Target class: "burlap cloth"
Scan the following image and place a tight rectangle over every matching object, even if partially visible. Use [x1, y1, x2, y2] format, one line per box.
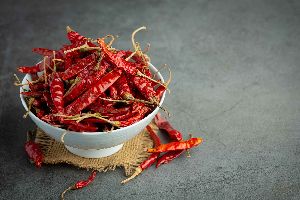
[35, 122, 157, 176]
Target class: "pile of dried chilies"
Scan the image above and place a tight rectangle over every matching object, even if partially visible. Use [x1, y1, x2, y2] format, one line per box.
[16, 26, 203, 199]
[121, 113, 203, 183]
[15, 26, 170, 132]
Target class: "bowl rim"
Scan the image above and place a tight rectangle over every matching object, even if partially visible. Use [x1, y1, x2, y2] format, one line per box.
[20, 62, 166, 136]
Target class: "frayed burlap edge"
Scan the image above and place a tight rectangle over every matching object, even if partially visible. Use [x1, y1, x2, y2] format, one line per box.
[34, 122, 157, 176]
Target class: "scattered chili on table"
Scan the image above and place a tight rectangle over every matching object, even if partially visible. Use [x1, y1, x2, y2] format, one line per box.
[24, 131, 43, 168]
[147, 137, 203, 153]
[61, 170, 97, 200]
[121, 125, 161, 184]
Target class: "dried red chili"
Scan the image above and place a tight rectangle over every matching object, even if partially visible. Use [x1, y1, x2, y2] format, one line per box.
[154, 113, 183, 141]
[121, 125, 161, 183]
[154, 113, 186, 167]
[50, 73, 64, 113]
[20, 91, 43, 97]
[66, 26, 88, 44]
[65, 69, 122, 115]
[62, 53, 97, 80]
[24, 131, 43, 168]
[156, 150, 184, 168]
[148, 137, 203, 153]
[32, 48, 55, 56]
[61, 170, 97, 200]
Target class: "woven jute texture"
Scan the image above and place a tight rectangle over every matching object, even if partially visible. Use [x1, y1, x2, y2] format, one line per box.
[35, 122, 157, 176]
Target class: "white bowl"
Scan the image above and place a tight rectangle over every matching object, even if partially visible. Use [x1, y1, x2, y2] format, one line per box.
[20, 63, 165, 158]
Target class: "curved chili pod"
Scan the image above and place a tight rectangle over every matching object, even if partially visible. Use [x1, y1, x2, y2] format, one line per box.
[147, 138, 203, 153]
[25, 141, 43, 168]
[156, 150, 184, 168]
[32, 48, 55, 56]
[65, 69, 122, 115]
[50, 73, 64, 113]
[62, 53, 97, 80]
[66, 26, 88, 44]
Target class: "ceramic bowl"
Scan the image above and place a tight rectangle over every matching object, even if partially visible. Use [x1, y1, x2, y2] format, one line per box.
[20, 63, 165, 158]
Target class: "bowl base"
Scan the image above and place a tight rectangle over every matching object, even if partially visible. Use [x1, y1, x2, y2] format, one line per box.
[65, 144, 124, 158]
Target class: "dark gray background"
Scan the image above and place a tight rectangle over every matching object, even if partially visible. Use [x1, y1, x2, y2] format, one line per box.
[1, 0, 300, 199]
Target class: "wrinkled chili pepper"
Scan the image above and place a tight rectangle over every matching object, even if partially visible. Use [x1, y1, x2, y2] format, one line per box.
[154, 113, 183, 141]
[108, 85, 118, 99]
[43, 91, 56, 112]
[121, 125, 161, 184]
[50, 73, 64, 113]
[154, 113, 186, 167]
[20, 91, 43, 97]
[156, 150, 184, 167]
[66, 26, 88, 44]
[115, 75, 134, 100]
[24, 131, 43, 168]
[155, 85, 166, 100]
[29, 82, 47, 92]
[132, 75, 157, 103]
[147, 137, 203, 153]
[32, 48, 55, 56]
[62, 53, 97, 80]
[64, 59, 108, 102]
[109, 102, 142, 121]
[17, 64, 42, 74]
[118, 106, 151, 127]
[61, 170, 97, 200]
[65, 69, 122, 115]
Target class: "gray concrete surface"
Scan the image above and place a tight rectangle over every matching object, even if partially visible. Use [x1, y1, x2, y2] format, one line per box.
[1, 0, 300, 199]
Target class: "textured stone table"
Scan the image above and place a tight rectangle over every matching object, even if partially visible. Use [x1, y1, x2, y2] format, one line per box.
[1, 0, 300, 199]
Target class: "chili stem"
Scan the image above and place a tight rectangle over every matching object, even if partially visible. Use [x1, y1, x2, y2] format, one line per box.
[23, 97, 34, 118]
[43, 57, 47, 84]
[61, 186, 73, 200]
[121, 167, 142, 184]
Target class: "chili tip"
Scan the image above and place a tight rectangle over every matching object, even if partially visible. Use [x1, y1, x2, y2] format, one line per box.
[66, 26, 73, 33]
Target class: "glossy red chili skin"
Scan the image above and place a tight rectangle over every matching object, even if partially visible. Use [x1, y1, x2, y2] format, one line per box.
[24, 141, 43, 168]
[50, 73, 64, 113]
[67, 30, 88, 44]
[36, 109, 46, 119]
[155, 85, 166, 100]
[148, 138, 203, 153]
[17, 65, 42, 74]
[88, 103, 131, 117]
[29, 82, 47, 92]
[74, 171, 97, 189]
[98, 39, 138, 76]
[116, 75, 133, 100]
[140, 125, 161, 170]
[32, 48, 55, 56]
[42, 92, 56, 113]
[108, 85, 118, 99]
[40, 114, 59, 125]
[119, 106, 150, 127]
[156, 150, 184, 168]
[146, 125, 161, 146]
[82, 118, 107, 124]
[65, 69, 122, 115]
[140, 153, 160, 170]
[64, 63, 110, 105]
[67, 123, 98, 132]
[20, 91, 43, 97]
[109, 103, 142, 121]
[154, 113, 183, 141]
[132, 76, 156, 101]
[62, 53, 97, 80]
